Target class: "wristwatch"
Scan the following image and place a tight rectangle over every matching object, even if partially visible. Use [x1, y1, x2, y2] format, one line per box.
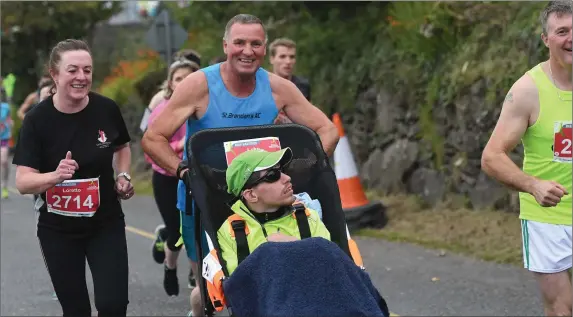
[117, 172, 132, 182]
[177, 160, 189, 180]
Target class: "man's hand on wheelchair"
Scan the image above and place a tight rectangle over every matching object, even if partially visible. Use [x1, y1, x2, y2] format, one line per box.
[177, 160, 192, 195]
[267, 232, 299, 243]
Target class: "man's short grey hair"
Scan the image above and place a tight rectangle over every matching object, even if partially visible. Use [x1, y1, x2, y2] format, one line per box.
[540, 0, 572, 35]
[223, 14, 268, 43]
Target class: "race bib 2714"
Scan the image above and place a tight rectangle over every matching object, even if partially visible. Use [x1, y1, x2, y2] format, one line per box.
[46, 178, 100, 217]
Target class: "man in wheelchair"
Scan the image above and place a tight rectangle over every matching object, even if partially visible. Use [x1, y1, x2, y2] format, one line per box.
[219, 147, 331, 274]
[211, 148, 389, 317]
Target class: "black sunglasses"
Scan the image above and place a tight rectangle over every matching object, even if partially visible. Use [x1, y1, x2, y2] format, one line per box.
[243, 166, 283, 190]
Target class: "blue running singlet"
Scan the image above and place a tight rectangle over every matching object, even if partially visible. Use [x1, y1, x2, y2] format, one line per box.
[176, 63, 279, 212]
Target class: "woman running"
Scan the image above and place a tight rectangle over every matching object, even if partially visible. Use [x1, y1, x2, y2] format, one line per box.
[145, 58, 199, 296]
[12, 39, 134, 317]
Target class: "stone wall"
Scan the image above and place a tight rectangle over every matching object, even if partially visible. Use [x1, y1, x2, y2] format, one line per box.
[343, 84, 523, 212]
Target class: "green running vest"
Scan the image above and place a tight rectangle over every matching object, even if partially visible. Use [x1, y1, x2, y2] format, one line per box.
[520, 62, 572, 225]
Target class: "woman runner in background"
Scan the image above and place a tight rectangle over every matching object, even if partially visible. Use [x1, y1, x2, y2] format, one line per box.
[146, 58, 199, 296]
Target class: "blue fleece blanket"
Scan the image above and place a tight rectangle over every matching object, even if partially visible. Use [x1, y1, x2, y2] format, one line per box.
[222, 237, 389, 317]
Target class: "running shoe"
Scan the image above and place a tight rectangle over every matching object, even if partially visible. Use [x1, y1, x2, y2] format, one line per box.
[164, 264, 179, 296]
[152, 224, 168, 264]
[1, 188, 8, 199]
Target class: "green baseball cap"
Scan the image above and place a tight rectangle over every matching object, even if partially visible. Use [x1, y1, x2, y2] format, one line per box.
[226, 147, 293, 197]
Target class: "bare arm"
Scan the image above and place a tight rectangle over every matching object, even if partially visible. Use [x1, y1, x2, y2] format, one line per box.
[15, 166, 60, 195]
[15, 151, 78, 194]
[481, 75, 538, 194]
[271, 74, 339, 157]
[17, 93, 37, 120]
[113, 143, 131, 173]
[113, 143, 134, 198]
[141, 72, 206, 176]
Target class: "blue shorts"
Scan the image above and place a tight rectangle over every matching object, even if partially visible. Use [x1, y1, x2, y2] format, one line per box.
[180, 199, 209, 262]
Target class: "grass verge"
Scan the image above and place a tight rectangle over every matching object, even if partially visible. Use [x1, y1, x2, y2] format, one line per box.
[357, 192, 523, 267]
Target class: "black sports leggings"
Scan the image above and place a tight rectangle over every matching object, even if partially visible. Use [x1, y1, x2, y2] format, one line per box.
[38, 219, 129, 317]
[152, 171, 182, 251]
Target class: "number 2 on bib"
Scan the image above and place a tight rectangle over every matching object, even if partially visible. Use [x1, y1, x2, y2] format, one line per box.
[553, 121, 572, 163]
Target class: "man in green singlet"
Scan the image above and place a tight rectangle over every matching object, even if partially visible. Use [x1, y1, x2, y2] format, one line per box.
[482, 2, 572, 316]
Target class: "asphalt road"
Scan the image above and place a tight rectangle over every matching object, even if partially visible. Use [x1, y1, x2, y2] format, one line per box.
[1, 184, 544, 316]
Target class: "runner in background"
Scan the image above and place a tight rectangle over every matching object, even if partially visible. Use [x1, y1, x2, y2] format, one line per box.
[31, 79, 56, 210]
[269, 38, 311, 124]
[142, 50, 202, 291]
[12, 39, 134, 317]
[17, 74, 51, 121]
[149, 50, 202, 113]
[481, 1, 572, 316]
[146, 59, 199, 296]
[0, 88, 13, 199]
[269, 38, 311, 101]
[38, 80, 54, 102]
[140, 50, 202, 134]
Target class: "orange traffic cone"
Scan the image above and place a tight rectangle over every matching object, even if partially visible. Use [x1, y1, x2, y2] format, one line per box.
[332, 113, 369, 209]
[332, 113, 387, 231]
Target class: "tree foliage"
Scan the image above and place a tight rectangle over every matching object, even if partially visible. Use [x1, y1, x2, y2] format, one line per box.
[0, 1, 122, 105]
